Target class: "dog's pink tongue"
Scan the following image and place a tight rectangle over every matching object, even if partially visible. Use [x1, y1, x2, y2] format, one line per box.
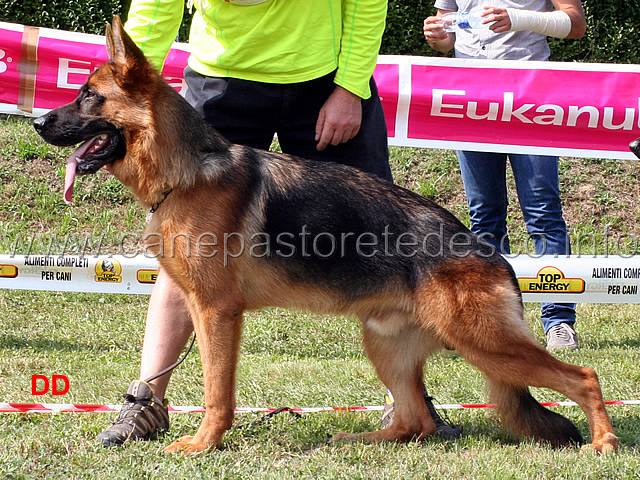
[63, 137, 99, 205]
[63, 157, 78, 205]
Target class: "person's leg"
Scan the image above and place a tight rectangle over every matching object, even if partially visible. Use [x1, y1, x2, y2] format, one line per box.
[97, 271, 193, 446]
[509, 154, 577, 349]
[138, 270, 194, 400]
[457, 150, 510, 253]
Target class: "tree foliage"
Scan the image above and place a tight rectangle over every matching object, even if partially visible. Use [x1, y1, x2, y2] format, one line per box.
[1, 1, 638, 63]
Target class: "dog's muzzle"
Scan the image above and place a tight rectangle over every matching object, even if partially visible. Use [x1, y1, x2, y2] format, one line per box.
[33, 112, 126, 204]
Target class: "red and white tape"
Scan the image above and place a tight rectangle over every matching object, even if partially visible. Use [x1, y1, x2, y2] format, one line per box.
[1, 400, 639, 414]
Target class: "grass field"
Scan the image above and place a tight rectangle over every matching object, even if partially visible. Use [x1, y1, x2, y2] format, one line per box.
[1, 115, 640, 479]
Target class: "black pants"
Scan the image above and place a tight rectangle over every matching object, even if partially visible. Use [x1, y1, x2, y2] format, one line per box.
[183, 67, 392, 182]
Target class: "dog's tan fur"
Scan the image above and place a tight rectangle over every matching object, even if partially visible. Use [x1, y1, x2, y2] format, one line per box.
[34, 17, 618, 455]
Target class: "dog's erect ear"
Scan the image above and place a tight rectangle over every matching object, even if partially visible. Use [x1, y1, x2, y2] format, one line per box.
[105, 15, 148, 73]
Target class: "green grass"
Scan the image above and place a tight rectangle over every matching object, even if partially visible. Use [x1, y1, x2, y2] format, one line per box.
[1, 116, 640, 478]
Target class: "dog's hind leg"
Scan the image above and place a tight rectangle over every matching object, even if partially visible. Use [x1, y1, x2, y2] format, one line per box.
[163, 293, 245, 455]
[422, 261, 618, 453]
[477, 345, 618, 453]
[482, 348, 618, 453]
[331, 314, 440, 444]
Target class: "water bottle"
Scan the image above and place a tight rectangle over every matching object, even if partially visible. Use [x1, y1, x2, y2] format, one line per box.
[440, 6, 490, 32]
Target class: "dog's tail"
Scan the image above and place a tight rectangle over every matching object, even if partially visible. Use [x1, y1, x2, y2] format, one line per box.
[489, 380, 584, 447]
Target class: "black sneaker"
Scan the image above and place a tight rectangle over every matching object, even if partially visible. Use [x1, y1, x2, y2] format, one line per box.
[97, 380, 170, 446]
[381, 385, 462, 439]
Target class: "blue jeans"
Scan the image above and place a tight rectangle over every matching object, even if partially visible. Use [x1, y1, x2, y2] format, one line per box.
[457, 150, 576, 333]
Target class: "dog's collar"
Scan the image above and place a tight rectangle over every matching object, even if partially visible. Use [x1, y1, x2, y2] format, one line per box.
[150, 189, 173, 213]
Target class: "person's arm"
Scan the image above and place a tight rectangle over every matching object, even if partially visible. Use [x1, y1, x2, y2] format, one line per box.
[124, 0, 185, 71]
[334, 0, 387, 100]
[315, 0, 387, 151]
[481, 0, 586, 39]
[423, 9, 456, 54]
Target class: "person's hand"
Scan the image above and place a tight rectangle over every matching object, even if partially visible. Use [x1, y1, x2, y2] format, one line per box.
[481, 6, 512, 33]
[315, 86, 362, 151]
[423, 15, 449, 43]
[423, 14, 456, 53]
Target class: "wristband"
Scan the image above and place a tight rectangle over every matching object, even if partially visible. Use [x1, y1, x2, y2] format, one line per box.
[506, 9, 572, 38]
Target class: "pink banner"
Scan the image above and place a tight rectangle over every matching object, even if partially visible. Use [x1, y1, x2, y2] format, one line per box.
[395, 56, 640, 159]
[372, 62, 399, 139]
[0, 22, 189, 115]
[0, 27, 21, 108]
[1, 22, 639, 159]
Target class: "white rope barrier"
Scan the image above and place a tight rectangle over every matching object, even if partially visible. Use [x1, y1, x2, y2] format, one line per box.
[2, 254, 640, 303]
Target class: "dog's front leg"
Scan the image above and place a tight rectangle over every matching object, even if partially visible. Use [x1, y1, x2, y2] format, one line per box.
[164, 296, 244, 455]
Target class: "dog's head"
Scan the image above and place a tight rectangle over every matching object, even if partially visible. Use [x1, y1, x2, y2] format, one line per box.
[33, 16, 159, 203]
[630, 138, 640, 159]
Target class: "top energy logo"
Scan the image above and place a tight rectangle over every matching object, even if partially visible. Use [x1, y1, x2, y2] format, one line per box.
[518, 266, 585, 294]
[95, 259, 122, 283]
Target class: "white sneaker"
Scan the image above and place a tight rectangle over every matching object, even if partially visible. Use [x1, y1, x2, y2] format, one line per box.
[546, 323, 579, 350]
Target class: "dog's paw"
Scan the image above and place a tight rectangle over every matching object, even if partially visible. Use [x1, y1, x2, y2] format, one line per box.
[163, 435, 210, 455]
[581, 432, 619, 455]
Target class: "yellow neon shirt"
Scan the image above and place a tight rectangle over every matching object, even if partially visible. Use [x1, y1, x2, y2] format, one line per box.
[124, 0, 387, 99]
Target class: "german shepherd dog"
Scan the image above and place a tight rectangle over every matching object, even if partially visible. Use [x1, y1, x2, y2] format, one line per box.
[34, 17, 618, 455]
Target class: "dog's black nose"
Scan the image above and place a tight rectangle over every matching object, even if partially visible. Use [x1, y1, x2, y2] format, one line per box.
[32, 115, 48, 133]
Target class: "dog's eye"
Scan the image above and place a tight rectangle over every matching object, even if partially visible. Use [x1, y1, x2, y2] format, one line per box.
[81, 89, 103, 105]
